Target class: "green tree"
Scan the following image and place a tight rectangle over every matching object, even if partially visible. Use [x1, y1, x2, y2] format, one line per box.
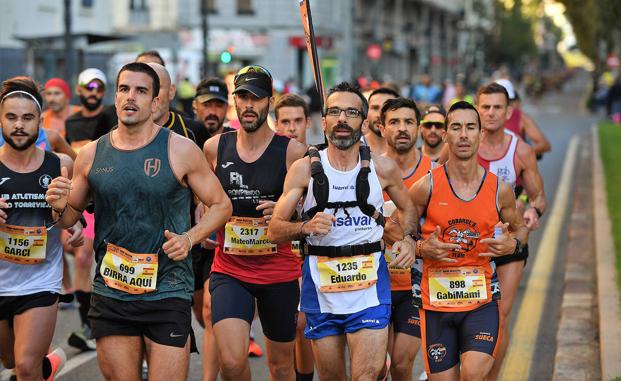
[490, 0, 538, 69]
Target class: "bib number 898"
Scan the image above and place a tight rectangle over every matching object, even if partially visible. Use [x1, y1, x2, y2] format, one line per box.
[449, 280, 466, 289]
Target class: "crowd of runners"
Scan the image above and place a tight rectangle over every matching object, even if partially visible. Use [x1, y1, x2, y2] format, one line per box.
[0, 48, 552, 381]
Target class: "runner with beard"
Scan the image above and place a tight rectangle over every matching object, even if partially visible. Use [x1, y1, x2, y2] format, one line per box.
[194, 78, 235, 137]
[268, 82, 417, 381]
[0, 76, 75, 381]
[41, 78, 80, 139]
[419, 106, 446, 162]
[379, 98, 432, 381]
[65, 68, 116, 152]
[203, 65, 306, 381]
[45, 62, 232, 381]
[364, 88, 399, 155]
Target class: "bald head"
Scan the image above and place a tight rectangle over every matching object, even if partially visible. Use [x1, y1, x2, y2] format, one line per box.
[146, 62, 176, 124]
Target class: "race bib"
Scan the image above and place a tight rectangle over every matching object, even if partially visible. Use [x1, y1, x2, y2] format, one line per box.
[291, 240, 302, 259]
[224, 217, 277, 256]
[428, 266, 487, 308]
[100, 243, 158, 294]
[384, 246, 411, 290]
[317, 254, 378, 293]
[0, 224, 47, 264]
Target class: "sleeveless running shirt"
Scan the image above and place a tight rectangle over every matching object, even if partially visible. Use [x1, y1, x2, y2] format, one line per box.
[477, 132, 519, 189]
[505, 107, 522, 137]
[300, 148, 389, 314]
[212, 131, 300, 284]
[0, 151, 62, 295]
[88, 128, 193, 301]
[383, 152, 433, 291]
[416, 166, 501, 312]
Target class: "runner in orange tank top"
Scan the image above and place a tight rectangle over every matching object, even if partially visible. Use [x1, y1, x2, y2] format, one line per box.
[379, 98, 432, 381]
[408, 101, 528, 379]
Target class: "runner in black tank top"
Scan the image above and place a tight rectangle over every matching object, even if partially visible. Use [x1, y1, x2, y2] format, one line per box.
[203, 65, 306, 381]
[0, 76, 76, 381]
[45, 63, 231, 381]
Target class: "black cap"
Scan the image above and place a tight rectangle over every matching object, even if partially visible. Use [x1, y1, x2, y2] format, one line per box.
[232, 65, 273, 98]
[195, 77, 228, 103]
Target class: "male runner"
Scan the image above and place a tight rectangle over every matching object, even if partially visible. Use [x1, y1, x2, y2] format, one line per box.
[194, 77, 234, 138]
[419, 106, 446, 162]
[364, 87, 399, 154]
[66, 68, 116, 151]
[203, 65, 306, 381]
[475, 83, 547, 381]
[45, 62, 232, 381]
[379, 98, 432, 381]
[268, 82, 417, 381]
[409, 101, 529, 380]
[0, 76, 72, 381]
[494, 79, 551, 157]
[275, 93, 311, 145]
[42, 78, 81, 139]
[274, 92, 314, 380]
[136, 50, 166, 66]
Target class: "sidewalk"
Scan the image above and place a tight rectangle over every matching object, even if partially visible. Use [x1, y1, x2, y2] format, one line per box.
[553, 127, 621, 380]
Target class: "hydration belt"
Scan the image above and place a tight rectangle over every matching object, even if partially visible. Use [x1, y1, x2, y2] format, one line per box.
[301, 241, 383, 258]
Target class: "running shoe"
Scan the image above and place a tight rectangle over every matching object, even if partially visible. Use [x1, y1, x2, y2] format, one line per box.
[248, 338, 263, 357]
[141, 359, 148, 381]
[44, 348, 66, 381]
[68, 325, 96, 351]
[377, 353, 391, 381]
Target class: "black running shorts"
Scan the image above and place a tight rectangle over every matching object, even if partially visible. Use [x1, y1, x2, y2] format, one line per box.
[192, 248, 215, 291]
[0, 291, 59, 321]
[209, 272, 299, 342]
[89, 294, 197, 351]
[391, 290, 421, 338]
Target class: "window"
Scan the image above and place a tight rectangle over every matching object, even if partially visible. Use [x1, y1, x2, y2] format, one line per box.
[237, 0, 254, 15]
[201, 0, 217, 14]
[130, 0, 149, 11]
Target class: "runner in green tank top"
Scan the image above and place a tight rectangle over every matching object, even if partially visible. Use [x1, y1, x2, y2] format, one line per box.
[45, 62, 232, 381]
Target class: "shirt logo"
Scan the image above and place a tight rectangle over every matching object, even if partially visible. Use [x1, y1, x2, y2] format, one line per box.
[38, 174, 52, 189]
[230, 172, 247, 189]
[443, 218, 480, 254]
[0, 177, 10, 186]
[221, 161, 234, 169]
[144, 158, 161, 177]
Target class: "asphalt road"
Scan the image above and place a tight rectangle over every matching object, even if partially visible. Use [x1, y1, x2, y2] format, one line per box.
[1, 71, 597, 381]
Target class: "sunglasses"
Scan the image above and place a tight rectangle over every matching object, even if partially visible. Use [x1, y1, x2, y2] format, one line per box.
[84, 82, 105, 93]
[234, 65, 273, 82]
[420, 121, 445, 129]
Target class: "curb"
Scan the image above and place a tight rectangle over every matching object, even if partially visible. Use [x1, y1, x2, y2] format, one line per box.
[592, 125, 621, 380]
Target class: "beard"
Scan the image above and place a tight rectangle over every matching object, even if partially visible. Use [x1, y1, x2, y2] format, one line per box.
[368, 120, 382, 137]
[204, 115, 224, 133]
[328, 123, 362, 150]
[423, 134, 443, 148]
[391, 133, 415, 153]
[2, 129, 38, 151]
[80, 95, 103, 111]
[239, 107, 268, 133]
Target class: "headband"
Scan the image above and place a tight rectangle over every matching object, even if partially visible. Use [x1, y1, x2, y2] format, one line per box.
[1, 90, 42, 111]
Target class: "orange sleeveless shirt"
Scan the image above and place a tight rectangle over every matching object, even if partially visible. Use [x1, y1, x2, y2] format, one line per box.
[384, 153, 433, 291]
[419, 165, 501, 312]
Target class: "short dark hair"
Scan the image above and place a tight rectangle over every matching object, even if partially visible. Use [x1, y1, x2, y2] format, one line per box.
[380, 97, 420, 124]
[275, 93, 310, 119]
[116, 62, 160, 99]
[447, 100, 481, 130]
[325, 82, 368, 118]
[368, 87, 400, 103]
[476, 82, 509, 105]
[136, 50, 165, 66]
[0, 76, 43, 114]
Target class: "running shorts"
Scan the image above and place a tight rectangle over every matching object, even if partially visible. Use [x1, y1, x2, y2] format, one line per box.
[192, 247, 215, 291]
[0, 291, 59, 321]
[304, 303, 390, 340]
[391, 290, 421, 338]
[209, 272, 299, 342]
[494, 244, 529, 267]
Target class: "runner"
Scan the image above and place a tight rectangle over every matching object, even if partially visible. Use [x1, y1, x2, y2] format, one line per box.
[379, 97, 432, 381]
[494, 79, 551, 157]
[268, 82, 417, 381]
[475, 83, 547, 381]
[203, 65, 306, 381]
[364, 87, 399, 154]
[275, 93, 311, 145]
[145, 63, 209, 148]
[45, 62, 232, 381]
[136, 50, 166, 66]
[409, 100, 529, 380]
[65, 68, 116, 152]
[192, 76, 234, 381]
[0, 76, 72, 381]
[419, 106, 446, 162]
[274, 93, 314, 380]
[42, 78, 81, 139]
